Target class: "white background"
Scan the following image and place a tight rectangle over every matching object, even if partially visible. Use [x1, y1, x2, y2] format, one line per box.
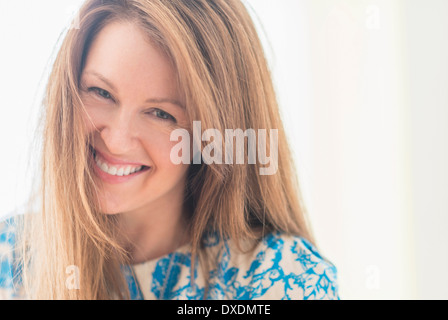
[1, 0, 447, 299]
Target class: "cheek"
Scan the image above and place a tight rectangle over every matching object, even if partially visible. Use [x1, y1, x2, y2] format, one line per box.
[81, 106, 103, 135]
[141, 131, 180, 167]
[140, 128, 192, 179]
[82, 117, 96, 137]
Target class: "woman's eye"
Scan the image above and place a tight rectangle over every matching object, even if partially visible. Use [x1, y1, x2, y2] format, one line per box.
[152, 109, 177, 122]
[89, 87, 112, 100]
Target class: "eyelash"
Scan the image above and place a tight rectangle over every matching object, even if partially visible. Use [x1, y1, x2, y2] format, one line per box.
[88, 87, 113, 101]
[87, 87, 177, 123]
[148, 110, 177, 123]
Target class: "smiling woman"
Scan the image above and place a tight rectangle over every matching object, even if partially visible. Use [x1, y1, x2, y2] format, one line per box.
[79, 21, 191, 228]
[0, 0, 338, 300]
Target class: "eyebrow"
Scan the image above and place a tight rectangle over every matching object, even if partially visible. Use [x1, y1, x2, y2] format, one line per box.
[82, 70, 185, 109]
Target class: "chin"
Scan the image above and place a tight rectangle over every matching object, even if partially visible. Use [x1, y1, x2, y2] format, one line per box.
[96, 196, 126, 215]
[98, 206, 122, 215]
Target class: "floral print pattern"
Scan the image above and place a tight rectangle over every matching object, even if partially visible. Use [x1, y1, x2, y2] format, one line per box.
[1, 216, 339, 300]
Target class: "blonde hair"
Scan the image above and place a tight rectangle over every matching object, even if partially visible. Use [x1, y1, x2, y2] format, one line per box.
[20, 0, 314, 299]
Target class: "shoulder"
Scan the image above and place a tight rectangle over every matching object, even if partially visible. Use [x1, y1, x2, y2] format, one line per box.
[0, 214, 19, 261]
[254, 232, 339, 300]
[207, 232, 339, 300]
[0, 214, 18, 244]
[0, 214, 22, 299]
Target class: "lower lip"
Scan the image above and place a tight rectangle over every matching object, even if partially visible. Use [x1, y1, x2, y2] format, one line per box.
[90, 151, 151, 185]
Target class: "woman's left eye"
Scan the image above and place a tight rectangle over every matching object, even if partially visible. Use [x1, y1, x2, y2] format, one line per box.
[89, 87, 113, 100]
[151, 109, 177, 122]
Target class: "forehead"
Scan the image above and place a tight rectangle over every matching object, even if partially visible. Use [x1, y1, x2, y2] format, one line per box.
[81, 21, 180, 101]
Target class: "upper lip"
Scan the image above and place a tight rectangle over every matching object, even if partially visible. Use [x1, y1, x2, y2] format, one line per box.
[92, 148, 149, 167]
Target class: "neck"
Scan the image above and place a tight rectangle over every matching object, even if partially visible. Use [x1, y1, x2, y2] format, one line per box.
[118, 191, 190, 265]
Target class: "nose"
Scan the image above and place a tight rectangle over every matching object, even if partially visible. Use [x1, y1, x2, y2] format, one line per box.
[98, 110, 137, 155]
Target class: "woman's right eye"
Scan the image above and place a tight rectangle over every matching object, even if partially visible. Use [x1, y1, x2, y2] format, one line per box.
[88, 87, 113, 100]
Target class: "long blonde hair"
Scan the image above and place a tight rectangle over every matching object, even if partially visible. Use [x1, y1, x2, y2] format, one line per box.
[20, 0, 314, 299]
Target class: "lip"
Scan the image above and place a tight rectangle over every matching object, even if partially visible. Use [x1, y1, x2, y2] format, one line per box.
[90, 148, 151, 184]
[93, 148, 148, 167]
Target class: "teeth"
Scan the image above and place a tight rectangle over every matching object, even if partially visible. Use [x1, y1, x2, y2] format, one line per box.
[108, 167, 118, 176]
[131, 166, 142, 174]
[100, 162, 108, 173]
[94, 153, 144, 177]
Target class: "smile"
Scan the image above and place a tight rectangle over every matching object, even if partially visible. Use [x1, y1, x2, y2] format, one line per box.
[95, 153, 144, 176]
[90, 148, 151, 181]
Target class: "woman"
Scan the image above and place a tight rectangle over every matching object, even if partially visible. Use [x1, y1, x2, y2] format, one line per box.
[0, 0, 338, 300]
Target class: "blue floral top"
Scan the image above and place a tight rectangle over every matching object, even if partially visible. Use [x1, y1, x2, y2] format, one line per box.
[0, 215, 339, 300]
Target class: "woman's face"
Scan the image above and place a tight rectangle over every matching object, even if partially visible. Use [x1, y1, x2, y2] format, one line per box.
[80, 21, 190, 216]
